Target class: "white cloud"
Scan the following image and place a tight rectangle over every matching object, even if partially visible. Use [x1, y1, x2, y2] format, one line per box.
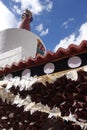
[54, 22, 87, 52]
[42, 0, 53, 12]
[62, 18, 74, 29]
[12, 0, 53, 15]
[0, 0, 51, 34]
[35, 23, 43, 32]
[35, 23, 49, 36]
[13, 5, 21, 15]
[0, 1, 18, 31]
[40, 28, 49, 36]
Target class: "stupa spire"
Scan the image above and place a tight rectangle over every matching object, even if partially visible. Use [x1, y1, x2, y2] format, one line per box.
[18, 9, 33, 31]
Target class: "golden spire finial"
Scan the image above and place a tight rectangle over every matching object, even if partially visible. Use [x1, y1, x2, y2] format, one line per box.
[22, 9, 33, 22]
[18, 9, 33, 31]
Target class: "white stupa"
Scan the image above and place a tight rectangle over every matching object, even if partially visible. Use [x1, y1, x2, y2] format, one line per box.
[0, 9, 46, 68]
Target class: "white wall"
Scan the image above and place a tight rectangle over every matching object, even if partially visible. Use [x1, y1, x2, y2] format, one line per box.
[0, 28, 45, 58]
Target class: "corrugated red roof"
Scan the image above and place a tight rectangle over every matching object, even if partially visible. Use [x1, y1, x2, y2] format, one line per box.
[0, 40, 87, 75]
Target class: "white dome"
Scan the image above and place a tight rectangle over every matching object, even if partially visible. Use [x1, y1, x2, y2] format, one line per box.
[0, 28, 46, 57]
[0, 28, 46, 67]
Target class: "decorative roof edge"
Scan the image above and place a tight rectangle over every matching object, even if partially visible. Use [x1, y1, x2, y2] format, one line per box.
[0, 40, 87, 76]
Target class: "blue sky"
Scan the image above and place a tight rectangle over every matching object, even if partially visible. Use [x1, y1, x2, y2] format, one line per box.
[0, 0, 87, 52]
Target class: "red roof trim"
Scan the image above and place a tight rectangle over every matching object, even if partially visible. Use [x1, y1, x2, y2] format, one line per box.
[0, 40, 87, 75]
